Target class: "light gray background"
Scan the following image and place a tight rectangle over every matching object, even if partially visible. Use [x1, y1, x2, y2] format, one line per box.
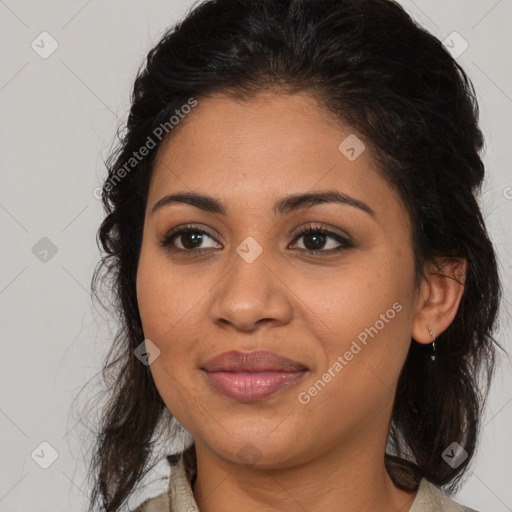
[1, 1, 511, 511]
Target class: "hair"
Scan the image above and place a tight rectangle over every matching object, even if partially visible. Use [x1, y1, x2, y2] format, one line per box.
[87, 0, 502, 510]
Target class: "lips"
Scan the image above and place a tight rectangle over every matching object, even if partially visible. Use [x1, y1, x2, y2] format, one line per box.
[201, 350, 309, 402]
[201, 350, 308, 373]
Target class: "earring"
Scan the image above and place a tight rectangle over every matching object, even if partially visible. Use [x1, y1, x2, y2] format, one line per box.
[428, 326, 436, 361]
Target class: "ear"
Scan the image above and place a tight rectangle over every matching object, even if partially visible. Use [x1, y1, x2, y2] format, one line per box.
[411, 258, 467, 344]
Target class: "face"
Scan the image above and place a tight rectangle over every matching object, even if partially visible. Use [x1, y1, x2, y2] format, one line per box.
[136, 91, 420, 468]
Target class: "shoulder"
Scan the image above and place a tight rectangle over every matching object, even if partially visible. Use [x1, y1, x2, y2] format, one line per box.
[132, 491, 169, 512]
[133, 446, 198, 512]
[411, 479, 480, 512]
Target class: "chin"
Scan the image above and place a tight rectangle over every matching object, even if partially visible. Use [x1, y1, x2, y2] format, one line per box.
[199, 430, 306, 469]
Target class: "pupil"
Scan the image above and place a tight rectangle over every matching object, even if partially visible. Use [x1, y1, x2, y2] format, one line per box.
[182, 232, 202, 249]
[304, 233, 325, 250]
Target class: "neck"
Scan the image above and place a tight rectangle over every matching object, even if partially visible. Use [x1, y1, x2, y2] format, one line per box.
[191, 436, 416, 512]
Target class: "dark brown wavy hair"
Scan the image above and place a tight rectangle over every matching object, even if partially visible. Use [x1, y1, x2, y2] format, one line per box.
[86, 0, 502, 510]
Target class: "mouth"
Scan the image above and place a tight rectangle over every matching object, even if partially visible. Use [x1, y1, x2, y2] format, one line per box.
[201, 349, 308, 373]
[202, 369, 308, 402]
[201, 350, 309, 402]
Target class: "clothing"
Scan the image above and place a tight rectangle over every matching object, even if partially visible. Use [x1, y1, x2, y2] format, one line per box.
[134, 447, 479, 512]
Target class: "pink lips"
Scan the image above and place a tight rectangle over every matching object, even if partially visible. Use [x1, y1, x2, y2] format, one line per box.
[201, 350, 308, 402]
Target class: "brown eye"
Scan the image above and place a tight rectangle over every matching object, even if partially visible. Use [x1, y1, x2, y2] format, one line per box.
[161, 226, 221, 252]
[302, 232, 328, 251]
[290, 224, 354, 254]
[177, 231, 204, 250]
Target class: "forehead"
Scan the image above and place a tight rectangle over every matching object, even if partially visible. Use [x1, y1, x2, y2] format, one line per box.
[149, 91, 403, 223]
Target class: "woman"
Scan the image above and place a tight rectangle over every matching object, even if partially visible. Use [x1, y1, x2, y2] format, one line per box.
[88, 0, 501, 510]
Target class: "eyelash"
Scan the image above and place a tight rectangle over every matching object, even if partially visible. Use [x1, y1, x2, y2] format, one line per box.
[160, 223, 354, 256]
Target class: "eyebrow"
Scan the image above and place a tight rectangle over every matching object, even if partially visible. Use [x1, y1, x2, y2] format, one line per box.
[151, 190, 375, 217]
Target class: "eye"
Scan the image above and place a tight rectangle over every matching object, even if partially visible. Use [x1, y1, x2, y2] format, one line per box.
[160, 225, 221, 253]
[289, 223, 354, 254]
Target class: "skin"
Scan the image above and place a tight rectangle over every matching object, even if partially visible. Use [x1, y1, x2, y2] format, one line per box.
[136, 91, 466, 512]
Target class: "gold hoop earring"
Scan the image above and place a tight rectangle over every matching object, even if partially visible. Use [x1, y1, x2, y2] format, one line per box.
[428, 326, 436, 361]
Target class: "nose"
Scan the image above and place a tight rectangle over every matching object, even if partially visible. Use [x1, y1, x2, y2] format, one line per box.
[209, 246, 293, 332]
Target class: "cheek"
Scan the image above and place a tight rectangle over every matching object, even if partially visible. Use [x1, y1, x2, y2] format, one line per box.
[136, 250, 207, 407]
[136, 249, 203, 347]
[136, 261, 197, 418]
[312, 264, 407, 337]
[307, 253, 414, 385]
[297, 294, 411, 429]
